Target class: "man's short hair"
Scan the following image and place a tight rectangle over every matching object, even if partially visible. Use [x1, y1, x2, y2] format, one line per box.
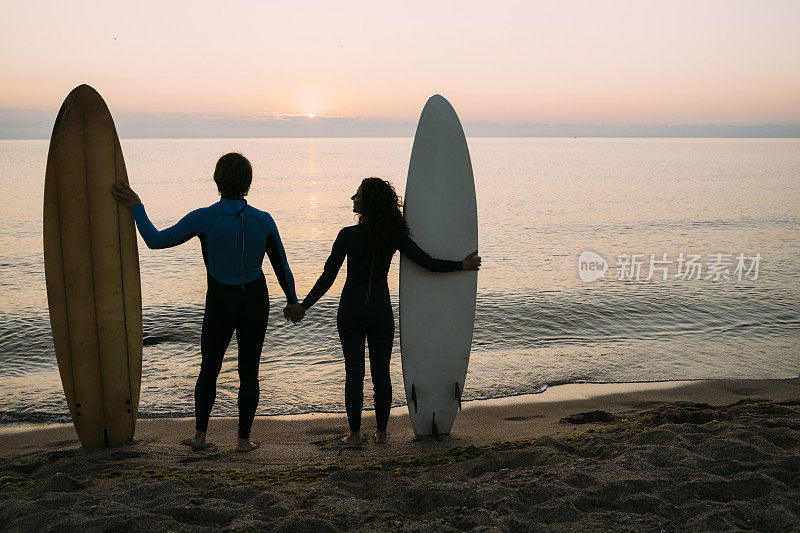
[214, 153, 252, 198]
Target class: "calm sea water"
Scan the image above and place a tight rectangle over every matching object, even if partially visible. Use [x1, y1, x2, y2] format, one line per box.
[1, 138, 798, 424]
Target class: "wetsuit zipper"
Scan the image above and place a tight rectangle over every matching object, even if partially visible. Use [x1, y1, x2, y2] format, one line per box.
[235, 201, 247, 290]
[239, 214, 244, 289]
[364, 250, 375, 307]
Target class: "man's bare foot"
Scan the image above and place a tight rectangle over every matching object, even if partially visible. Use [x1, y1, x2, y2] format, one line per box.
[341, 431, 362, 445]
[373, 431, 388, 444]
[236, 438, 261, 452]
[182, 430, 207, 451]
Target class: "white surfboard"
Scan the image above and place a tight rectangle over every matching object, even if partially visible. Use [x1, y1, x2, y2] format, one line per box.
[400, 94, 478, 436]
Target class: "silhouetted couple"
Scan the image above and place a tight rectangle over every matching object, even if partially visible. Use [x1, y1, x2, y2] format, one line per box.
[111, 152, 480, 451]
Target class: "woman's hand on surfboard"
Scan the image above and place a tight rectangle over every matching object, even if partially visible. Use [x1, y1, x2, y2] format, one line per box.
[110, 180, 142, 208]
[283, 303, 306, 324]
[462, 250, 481, 271]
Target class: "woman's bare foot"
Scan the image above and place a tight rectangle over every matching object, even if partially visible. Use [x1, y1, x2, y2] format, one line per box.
[341, 431, 362, 445]
[373, 431, 388, 444]
[182, 430, 207, 451]
[236, 438, 261, 452]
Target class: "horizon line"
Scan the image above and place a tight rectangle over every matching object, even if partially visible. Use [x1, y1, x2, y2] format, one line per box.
[2, 114, 799, 140]
[4, 135, 800, 141]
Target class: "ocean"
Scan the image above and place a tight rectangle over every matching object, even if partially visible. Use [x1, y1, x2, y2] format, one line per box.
[1, 137, 798, 424]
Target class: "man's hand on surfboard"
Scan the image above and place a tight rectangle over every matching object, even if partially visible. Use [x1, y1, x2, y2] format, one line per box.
[462, 250, 481, 271]
[110, 180, 142, 208]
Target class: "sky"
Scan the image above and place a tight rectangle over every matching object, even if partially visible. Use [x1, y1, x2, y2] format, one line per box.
[1, 0, 799, 137]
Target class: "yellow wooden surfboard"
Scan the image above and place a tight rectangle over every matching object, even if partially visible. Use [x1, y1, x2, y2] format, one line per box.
[43, 84, 142, 447]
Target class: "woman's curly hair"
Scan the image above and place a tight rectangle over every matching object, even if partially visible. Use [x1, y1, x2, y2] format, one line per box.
[357, 177, 410, 247]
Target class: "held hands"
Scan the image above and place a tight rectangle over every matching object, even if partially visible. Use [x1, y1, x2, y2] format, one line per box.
[462, 250, 482, 271]
[110, 180, 142, 208]
[283, 303, 306, 324]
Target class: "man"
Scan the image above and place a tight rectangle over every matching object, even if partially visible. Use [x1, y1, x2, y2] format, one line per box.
[111, 152, 305, 452]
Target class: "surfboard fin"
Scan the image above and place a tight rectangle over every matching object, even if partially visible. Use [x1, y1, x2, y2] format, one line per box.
[411, 384, 418, 413]
[455, 382, 462, 410]
[431, 412, 440, 440]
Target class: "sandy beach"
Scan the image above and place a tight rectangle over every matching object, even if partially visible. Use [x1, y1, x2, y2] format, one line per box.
[1, 377, 799, 531]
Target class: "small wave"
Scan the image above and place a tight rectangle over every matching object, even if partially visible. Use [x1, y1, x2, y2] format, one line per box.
[138, 410, 195, 419]
[0, 410, 71, 425]
[142, 335, 178, 347]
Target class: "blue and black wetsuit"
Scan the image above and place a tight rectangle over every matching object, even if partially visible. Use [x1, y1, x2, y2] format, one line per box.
[132, 198, 298, 439]
[300, 225, 462, 433]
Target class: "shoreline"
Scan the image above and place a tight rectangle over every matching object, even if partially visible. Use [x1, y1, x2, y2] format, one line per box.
[2, 376, 795, 438]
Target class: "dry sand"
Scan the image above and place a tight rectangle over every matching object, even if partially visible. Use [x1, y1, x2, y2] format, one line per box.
[1, 378, 798, 531]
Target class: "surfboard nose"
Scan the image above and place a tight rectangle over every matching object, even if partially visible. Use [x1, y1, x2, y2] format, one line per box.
[419, 94, 462, 136]
[53, 85, 110, 139]
[424, 94, 455, 112]
[66, 84, 104, 105]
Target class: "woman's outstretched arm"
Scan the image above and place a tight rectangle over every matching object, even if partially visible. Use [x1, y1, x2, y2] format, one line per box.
[300, 229, 347, 310]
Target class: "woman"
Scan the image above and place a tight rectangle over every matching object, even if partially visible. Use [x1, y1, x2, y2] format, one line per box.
[291, 177, 480, 445]
[111, 153, 303, 452]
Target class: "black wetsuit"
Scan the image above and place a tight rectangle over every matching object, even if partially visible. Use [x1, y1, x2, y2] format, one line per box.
[301, 225, 462, 432]
[199, 274, 269, 439]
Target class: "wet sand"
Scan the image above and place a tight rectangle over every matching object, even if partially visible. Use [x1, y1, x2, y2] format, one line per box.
[1, 377, 799, 531]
